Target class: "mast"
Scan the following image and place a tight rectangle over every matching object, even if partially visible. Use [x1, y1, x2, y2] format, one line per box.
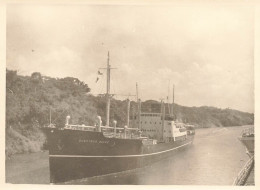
[160, 99, 165, 141]
[136, 82, 138, 102]
[126, 98, 130, 127]
[49, 107, 51, 126]
[172, 84, 175, 117]
[136, 82, 141, 129]
[167, 96, 170, 115]
[106, 52, 111, 126]
[167, 80, 171, 115]
[138, 99, 141, 129]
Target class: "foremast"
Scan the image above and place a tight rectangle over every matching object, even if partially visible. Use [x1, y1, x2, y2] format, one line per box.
[99, 51, 116, 126]
[106, 52, 111, 126]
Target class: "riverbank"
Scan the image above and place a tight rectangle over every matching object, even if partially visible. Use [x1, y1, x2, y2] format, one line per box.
[5, 150, 49, 184]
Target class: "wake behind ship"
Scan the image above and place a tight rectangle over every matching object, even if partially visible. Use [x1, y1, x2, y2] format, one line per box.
[43, 52, 195, 183]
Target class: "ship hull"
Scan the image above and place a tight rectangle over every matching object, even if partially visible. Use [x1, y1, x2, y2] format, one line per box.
[238, 136, 254, 158]
[44, 128, 194, 183]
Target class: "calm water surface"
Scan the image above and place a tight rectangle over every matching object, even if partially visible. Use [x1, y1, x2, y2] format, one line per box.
[65, 126, 250, 185]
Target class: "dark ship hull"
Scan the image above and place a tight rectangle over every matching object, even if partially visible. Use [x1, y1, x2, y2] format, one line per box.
[233, 126, 254, 185]
[238, 136, 254, 157]
[238, 127, 254, 158]
[44, 128, 194, 183]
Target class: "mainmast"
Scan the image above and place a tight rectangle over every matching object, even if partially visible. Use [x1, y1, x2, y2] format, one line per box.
[160, 99, 165, 141]
[136, 82, 139, 102]
[49, 107, 52, 126]
[126, 98, 130, 127]
[136, 82, 141, 129]
[99, 51, 115, 126]
[171, 84, 175, 117]
[106, 52, 111, 126]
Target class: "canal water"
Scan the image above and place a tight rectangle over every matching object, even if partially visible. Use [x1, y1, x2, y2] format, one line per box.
[6, 126, 251, 185]
[65, 126, 250, 185]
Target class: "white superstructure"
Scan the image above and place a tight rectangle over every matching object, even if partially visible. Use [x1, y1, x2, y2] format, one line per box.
[131, 112, 187, 142]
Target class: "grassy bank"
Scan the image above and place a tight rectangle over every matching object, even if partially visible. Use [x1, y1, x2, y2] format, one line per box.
[5, 69, 254, 156]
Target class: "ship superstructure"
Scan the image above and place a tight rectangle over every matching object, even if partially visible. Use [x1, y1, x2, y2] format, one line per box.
[131, 113, 188, 143]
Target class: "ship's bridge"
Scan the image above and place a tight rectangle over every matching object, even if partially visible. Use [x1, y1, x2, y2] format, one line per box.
[131, 113, 187, 142]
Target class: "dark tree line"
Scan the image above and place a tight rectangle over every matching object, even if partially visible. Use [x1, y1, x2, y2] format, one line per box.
[5, 69, 254, 156]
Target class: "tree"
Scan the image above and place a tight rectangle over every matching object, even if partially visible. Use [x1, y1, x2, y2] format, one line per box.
[6, 69, 18, 94]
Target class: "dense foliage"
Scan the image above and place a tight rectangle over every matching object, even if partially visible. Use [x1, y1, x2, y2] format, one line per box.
[5, 69, 254, 156]
[141, 100, 254, 128]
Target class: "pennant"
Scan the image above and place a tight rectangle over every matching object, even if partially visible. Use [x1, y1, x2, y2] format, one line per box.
[96, 77, 99, 83]
[98, 71, 103, 75]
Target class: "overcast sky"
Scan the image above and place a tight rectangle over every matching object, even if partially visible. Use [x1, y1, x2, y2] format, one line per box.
[6, 4, 254, 113]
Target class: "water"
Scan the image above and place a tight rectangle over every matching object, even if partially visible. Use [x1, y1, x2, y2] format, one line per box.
[65, 126, 250, 185]
[6, 151, 49, 184]
[6, 126, 250, 185]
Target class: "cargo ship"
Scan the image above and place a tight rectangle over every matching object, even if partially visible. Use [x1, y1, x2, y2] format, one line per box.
[233, 126, 254, 185]
[43, 52, 195, 183]
[238, 126, 254, 158]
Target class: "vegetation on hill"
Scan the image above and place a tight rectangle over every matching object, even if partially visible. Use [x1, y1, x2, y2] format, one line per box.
[5, 69, 254, 156]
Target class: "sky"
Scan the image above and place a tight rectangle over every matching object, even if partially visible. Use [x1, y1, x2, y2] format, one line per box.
[6, 3, 254, 113]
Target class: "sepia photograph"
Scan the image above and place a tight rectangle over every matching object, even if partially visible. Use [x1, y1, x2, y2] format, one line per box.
[3, 0, 257, 186]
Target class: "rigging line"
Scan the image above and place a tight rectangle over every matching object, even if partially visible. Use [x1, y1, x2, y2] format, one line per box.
[92, 80, 98, 96]
[96, 73, 104, 95]
[100, 73, 105, 95]
[97, 75, 102, 94]
[110, 66, 116, 97]
[92, 73, 100, 95]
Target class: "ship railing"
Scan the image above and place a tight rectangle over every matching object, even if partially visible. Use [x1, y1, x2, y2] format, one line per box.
[64, 124, 96, 131]
[101, 126, 142, 139]
[102, 131, 142, 139]
[100, 126, 139, 130]
[64, 124, 140, 139]
[232, 156, 254, 186]
[43, 124, 56, 128]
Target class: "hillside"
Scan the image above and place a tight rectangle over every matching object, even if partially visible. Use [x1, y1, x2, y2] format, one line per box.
[5, 69, 254, 156]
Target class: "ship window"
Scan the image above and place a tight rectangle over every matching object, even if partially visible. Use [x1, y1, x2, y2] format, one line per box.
[145, 122, 146, 124]
[155, 122, 156, 124]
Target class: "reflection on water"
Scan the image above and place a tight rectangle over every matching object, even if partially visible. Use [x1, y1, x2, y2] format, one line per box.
[66, 126, 250, 185]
